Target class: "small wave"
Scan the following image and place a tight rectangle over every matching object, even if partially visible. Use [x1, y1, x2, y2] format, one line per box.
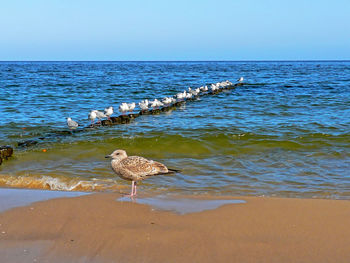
[0, 174, 123, 192]
[55, 83, 71, 87]
[5, 84, 21, 88]
[110, 83, 129, 87]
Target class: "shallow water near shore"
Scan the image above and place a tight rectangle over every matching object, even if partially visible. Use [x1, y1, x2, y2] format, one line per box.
[118, 195, 246, 214]
[0, 61, 350, 199]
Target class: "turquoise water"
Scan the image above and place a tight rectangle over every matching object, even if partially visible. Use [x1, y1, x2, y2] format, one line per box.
[0, 61, 349, 198]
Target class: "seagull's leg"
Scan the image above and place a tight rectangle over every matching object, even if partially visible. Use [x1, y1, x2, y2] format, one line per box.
[130, 181, 135, 196]
[133, 182, 137, 196]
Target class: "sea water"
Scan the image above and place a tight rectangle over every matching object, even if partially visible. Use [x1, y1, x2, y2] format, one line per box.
[0, 61, 349, 199]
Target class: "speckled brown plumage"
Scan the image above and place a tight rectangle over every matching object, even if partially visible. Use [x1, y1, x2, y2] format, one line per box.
[113, 155, 168, 181]
[110, 150, 168, 181]
[106, 149, 171, 196]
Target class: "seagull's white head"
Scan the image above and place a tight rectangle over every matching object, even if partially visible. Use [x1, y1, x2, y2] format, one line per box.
[106, 149, 128, 161]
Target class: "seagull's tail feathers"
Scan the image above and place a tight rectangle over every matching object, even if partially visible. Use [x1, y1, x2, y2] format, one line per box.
[168, 168, 181, 173]
[153, 168, 181, 176]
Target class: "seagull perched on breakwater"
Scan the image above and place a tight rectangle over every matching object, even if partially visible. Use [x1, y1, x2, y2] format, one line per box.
[200, 86, 208, 92]
[128, 102, 136, 113]
[185, 93, 193, 99]
[176, 91, 186, 101]
[95, 110, 106, 123]
[150, 99, 163, 109]
[119, 103, 129, 115]
[162, 97, 173, 106]
[66, 117, 78, 129]
[104, 106, 114, 119]
[190, 88, 199, 96]
[88, 110, 97, 124]
[106, 149, 179, 197]
[238, 77, 244, 82]
[139, 100, 149, 111]
[210, 83, 219, 92]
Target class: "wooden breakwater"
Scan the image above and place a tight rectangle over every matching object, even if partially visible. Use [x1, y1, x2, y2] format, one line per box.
[0, 146, 14, 165]
[16, 82, 244, 148]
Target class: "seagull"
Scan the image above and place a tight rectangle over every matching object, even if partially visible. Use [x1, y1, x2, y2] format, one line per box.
[219, 80, 232, 88]
[157, 100, 164, 108]
[105, 149, 179, 197]
[150, 99, 163, 109]
[190, 89, 199, 96]
[66, 117, 78, 129]
[218, 81, 226, 87]
[119, 103, 129, 115]
[95, 110, 106, 123]
[104, 106, 114, 119]
[128, 103, 136, 113]
[139, 100, 149, 111]
[210, 84, 218, 92]
[185, 93, 193, 99]
[162, 97, 172, 106]
[88, 110, 97, 124]
[238, 77, 244, 82]
[176, 91, 186, 101]
[200, 86, 208, 92]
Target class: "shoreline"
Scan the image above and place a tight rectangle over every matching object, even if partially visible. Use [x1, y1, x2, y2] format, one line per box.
[0, 189, 350, 262]
[0, 187, 89, 213]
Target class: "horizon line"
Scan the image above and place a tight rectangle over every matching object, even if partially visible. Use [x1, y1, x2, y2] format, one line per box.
[1, 59, 350, 63]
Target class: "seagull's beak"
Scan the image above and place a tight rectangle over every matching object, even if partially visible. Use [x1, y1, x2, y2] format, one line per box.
[105, 155, 111, 158]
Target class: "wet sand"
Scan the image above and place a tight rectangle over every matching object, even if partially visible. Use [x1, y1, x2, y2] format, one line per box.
[0, 191, 350, 263]
[0, 188, 88, 213]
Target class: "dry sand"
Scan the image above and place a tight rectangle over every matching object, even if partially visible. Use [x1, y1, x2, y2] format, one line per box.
[0, 192, 350, 263]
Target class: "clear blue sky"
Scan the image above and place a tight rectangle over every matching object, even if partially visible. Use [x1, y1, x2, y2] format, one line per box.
[1, 0, 349, 60]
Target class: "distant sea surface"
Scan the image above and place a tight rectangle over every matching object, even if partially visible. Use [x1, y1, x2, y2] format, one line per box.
[0, 61, 349, 199]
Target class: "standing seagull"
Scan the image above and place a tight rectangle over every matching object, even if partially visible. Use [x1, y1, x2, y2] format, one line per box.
[104, 106, 114, 119]
[105, 149, 179, 197]
[88, 110, 97, 124]
[119, 103, 129, 115]
[66, 117, 78, 129]
[238, 77, 244, 83]
[139, 100, 149, 111]
[95, 110, 106, 123]
[127, 102, 136, 113]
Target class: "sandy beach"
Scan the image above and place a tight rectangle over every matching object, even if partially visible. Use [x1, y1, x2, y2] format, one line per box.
[0, 191, 350, 263]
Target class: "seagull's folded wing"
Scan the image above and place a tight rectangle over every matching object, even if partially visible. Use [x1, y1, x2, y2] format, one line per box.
[120, 156, 168, 178]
